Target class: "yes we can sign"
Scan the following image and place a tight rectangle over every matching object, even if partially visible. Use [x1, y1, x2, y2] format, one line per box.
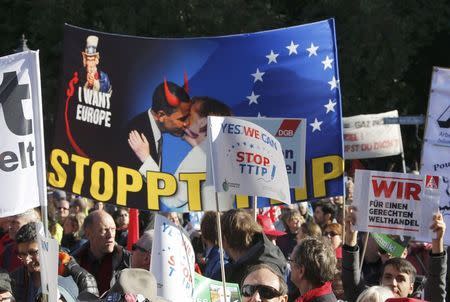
[207, 116, 291, 204]
[354, 170, 439, 241]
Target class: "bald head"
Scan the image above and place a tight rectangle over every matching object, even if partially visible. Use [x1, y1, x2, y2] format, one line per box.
[9, 209, 40, 240]
[83, 210, 116, 259]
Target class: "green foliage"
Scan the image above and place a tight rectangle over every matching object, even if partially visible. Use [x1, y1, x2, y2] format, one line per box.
[0, 0, 449, 166]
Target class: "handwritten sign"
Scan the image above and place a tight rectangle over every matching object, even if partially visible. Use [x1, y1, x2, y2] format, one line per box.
[150, 214, 195, 301]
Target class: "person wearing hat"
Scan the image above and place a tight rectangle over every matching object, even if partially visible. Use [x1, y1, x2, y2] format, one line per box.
[103, 268, 169, 302]
[81, 35, 111, 93]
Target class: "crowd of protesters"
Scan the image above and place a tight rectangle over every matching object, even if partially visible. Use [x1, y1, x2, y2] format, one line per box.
[0, 177, 447, 302]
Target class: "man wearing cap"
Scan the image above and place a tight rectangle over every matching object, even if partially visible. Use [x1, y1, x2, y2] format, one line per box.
[81, 35, 111, 93]
[131, 230, 153, 270]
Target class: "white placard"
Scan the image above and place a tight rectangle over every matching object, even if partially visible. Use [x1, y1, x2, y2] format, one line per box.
[420, 66, 450, 244]
[207, 116, 291, 204]
[37, 223, 59, 302]
[0, 51, 47, 217]
[353, 170, 439, 241]
[150, 214, 195, 302]
[343, 110, 403, 159]
[242, 117, 306, 188]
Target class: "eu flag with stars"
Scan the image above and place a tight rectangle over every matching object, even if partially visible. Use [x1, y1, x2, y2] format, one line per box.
[51, 19, 343, 211]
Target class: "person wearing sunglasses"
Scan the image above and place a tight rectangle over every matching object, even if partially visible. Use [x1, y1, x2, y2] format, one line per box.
[131, 230, 153, 270]
[241, 264, 288, 302]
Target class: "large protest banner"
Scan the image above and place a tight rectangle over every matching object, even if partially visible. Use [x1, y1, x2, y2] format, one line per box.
[207, 116, 291, 204]
[420, 66, 450, 244]
[353, 170, 439, 241]
[0, 51, 47, 216]
[48, 20, 344, 211]
[150, 214, 195, 301]
[343, 110, 403, 159]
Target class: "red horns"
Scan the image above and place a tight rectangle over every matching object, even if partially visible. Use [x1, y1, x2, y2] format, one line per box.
[164, 78, 181, 107]
[184, 71, 189, 94]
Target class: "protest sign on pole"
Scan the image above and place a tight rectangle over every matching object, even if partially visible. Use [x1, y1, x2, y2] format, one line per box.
[343, 110, 403, 160]
[37, 223, 59, 302]
[242, 117, 306, 188]
[353, 170, 439, 242]
[0, 51, 47, 217]
[201, 117, 306, 211]
[420, 66, 450, 244]
[207, 116, 291, 204]
[150, 214, 195, 301]
[48, 19, 343, 212]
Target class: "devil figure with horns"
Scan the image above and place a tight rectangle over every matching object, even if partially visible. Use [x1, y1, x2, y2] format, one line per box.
[122, 76, 191, 174]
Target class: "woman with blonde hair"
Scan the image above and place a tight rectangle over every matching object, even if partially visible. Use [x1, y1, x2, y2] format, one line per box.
[61, 213, 87, 252]
[356, 286, 395, 302]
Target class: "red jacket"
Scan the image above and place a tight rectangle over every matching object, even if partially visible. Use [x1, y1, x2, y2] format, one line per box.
[295, 282, 337, 302]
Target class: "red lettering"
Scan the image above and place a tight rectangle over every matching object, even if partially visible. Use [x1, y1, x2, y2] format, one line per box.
[168, 255, 175, 266]
[244, 126, 259, 138]
[372, 179, 396, 198]
[236, 151, 244, 162]
[396, 181, 403, 199]
[236, 152, 270, 166]
[344, 133, 358, 141]
[405, 183, 421, 200]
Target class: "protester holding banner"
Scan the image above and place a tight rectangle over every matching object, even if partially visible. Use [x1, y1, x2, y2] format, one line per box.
[11, 222, 99, 301]
[342, 207, 447, 301]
